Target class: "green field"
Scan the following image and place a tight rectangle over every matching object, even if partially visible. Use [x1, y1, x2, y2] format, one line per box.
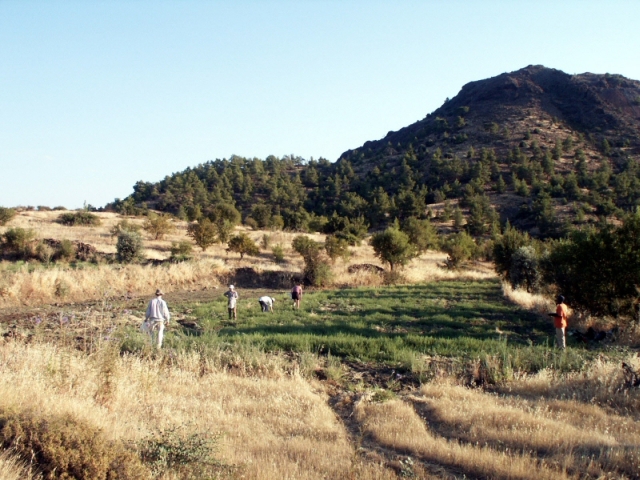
[128, 280, 609, 376]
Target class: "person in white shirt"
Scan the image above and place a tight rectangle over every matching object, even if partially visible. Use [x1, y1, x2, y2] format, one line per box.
[258, 296, 275, 312]
[141, 289, 171, 348]
[224, 285, 239, 320]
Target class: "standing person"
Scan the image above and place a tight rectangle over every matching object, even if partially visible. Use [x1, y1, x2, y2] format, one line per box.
[258, 296, 276, 312]
[549, 295, 569, 349]
[225, 285, 239, 320]
[142, 289, 171, 348]
[291, 282, 303, 309]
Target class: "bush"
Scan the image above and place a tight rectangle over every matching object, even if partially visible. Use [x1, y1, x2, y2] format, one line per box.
[0, 409, 150, 479]
[272, 244, 285, 263]
[137, 426, 228, 478]
[227, 233, 260, 259]
[324, 235, 351, 263]
[442, 232, 476, 269]
[0, 207, 17, 226]
[143, 213, 174, 240]
[56, 239, 77, 262]
[509, 246, 541, 293]
[401, 217, 439, 253]
[1, 227, 37, 259]
[116, 231, 143, 263]
[110, 219, 141, 237]
[493, 222, 531, 278]
[543, 211, 640, 316]
[187, 218, 217, 251]
[57, 211, 101, 226]
[370, 226, 417, 271]
[35, 241, 55, 263]
[260, 234, 271, 250]
[170, 241, 193, 262]
[292, 235, 332, 286]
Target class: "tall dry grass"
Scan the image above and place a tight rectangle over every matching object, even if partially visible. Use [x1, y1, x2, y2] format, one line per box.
[0, 210, 494, 308]
[0, 339, 395, 479]
[0, 449, 40, 480]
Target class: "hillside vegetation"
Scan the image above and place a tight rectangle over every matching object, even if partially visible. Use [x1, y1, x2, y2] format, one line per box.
[111, 66, 640, 237]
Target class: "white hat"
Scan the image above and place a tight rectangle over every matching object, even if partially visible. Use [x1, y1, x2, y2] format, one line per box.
[229, 285, 235, 290]
[271, 297, 276, 302]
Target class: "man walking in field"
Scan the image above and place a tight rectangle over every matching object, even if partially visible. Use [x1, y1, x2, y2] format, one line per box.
[258, 296, 275, 312]
[142, 289, 171, 348]
[549, 295, 569, 349]
[291, 282, 303, 309]
[225, 285, 239, 320]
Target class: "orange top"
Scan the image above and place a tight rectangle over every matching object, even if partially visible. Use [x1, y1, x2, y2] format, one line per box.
[555, 303, 568, 328]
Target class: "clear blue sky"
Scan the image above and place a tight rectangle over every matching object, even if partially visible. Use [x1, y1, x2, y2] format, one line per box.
[1, 1, 639, 209]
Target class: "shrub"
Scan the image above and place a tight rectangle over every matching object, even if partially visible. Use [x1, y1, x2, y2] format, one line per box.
[508, 246, 541, 293]
[543, 211, 640, 316]
[0, 207, 17, 226]
[35, 241, 55, 263]
[370, 226, 417, 271]
[170, 241, 193, 262]
[324, 235, 351, 263]
[272, 244, 285, 263]
[187, 218, 217, 251]
[1, 227, 37, 259]
[116, 231, 143, 263]
[137, 426, 227, 478]
[56, 239, 77, 262]
[110, 219, 141, 237]
[260, 234, 271, 250]
[292, 235, 320, 258]
[227, 233, 260, 259]
[0, 409, 150, 479]
[292, 235, 332, 286]
[57, 211, 101, 226]
[401, 217, 439, 253]
[143, 213, 174, 240]
[442, 232, 476, 269]
[493, 222, 531, 279]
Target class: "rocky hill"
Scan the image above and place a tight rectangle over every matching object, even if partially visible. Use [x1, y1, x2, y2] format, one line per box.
[337, 65, 640, 235]
[113, 65, 640, 237]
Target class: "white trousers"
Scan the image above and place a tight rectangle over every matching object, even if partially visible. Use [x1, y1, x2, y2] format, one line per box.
[141, 319, 165, 348]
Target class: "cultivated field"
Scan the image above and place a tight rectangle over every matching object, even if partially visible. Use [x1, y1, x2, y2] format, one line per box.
[1, 211, 639, 479]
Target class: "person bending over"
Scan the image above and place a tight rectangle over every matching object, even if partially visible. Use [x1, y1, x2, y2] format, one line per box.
[258, 296, 276, 312]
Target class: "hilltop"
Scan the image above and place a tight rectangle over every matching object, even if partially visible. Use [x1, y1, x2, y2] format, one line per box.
[111, 65, 640, 236]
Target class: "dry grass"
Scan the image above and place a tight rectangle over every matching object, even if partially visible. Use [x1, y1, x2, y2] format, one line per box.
[0, 339, 396, 479]
[502, 283, 555, 316]
[414, 374, 640, 478]
[0, 211, 493, 308]
[355, 398, 568, 479]
[0, 449, 40, 480]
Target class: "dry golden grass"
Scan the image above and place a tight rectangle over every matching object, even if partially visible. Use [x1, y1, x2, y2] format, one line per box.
[414, 375, 640, 478]
[0, 339, 396, 479]
[354, 398, 568, 479]
[502, 283, 555, 316]
[0, 449, 40, 480]
[0, 211, 493, 308]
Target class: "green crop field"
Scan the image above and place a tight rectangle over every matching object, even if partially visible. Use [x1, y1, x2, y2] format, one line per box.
[123, 280, 610, 376]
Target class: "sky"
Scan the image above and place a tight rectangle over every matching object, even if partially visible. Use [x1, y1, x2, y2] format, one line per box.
[1, 1, 640, 209]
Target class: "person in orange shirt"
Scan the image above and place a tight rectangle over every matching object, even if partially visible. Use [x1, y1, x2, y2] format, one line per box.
[549, 295, 568, 349]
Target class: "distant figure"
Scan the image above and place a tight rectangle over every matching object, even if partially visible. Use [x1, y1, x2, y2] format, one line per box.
[258, 296, 275, 312]
[548, 295, 569, 349]
[291, 282, 303, 309]
[141, 289, 171, 348]
[224, 285, 239, 320]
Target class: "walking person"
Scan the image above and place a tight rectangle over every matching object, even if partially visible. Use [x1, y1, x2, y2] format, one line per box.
[225, 285, 239, 320]
[291, 282, 303, 309]
[549, 295, 569, 349]
[258, 296, 275, 312]
[142, 289, 171, 348]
